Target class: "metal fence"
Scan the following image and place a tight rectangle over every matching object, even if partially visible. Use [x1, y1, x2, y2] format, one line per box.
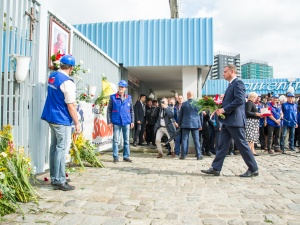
[1, 0, 120, 173]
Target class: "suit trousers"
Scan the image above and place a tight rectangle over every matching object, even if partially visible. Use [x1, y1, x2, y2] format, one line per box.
[146, 124, 155, 144]
[212, 125, 258, 172]
[200, 129, 210, 153]
[181, 128, 201, 158]
[267, 125, 280, 150]
[134, 120, 145, 144]
[155, 127, 174, 154]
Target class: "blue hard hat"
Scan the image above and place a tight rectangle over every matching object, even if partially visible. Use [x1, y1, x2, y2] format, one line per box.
[60, 55, 75, 66]
[258, 94, 261, 97]
[272, 94, 279, 98]
[118, 80, 128, 87]
[287, 92, 295, 97]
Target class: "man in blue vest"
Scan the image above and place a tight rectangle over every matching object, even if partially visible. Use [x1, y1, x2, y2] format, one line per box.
[280, 92, 298, 153]
[266, 94, 283, 154]
[107, 80, 134, 162]
[41, 55, 80, 191]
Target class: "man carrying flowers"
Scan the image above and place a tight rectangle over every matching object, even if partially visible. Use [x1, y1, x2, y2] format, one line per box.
[41, 55, 80, 191]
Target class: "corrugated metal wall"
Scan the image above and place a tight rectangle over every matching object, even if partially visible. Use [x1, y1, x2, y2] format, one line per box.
[203, 78, 300, 96]
[71, 31, 120, 97]
[74, 18, 214, 67]
[1, 0, 121, 173]
[0, 0, 41, 160]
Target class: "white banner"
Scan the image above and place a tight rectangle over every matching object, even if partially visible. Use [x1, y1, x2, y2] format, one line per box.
[77, 102, 113, 151]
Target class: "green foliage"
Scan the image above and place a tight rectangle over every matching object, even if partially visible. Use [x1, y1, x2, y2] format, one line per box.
[193, 96, 225, 119]
[3, 13, 13, 31]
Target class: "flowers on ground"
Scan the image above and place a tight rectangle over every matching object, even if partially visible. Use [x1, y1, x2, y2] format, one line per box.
[70, 133, 104, 168]
[0, 125, 38, 217]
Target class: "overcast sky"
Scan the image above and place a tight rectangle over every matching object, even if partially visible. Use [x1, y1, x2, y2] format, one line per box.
[44, 0, 299, 78]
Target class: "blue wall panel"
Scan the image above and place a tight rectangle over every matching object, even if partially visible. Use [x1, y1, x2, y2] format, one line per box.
[74, 18, 214, 67]
[202, 78, 300, 96]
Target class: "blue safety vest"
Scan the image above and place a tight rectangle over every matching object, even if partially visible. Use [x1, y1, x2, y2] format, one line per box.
[266, 102, 281, 127]
[41, 71, 73, 126]
[110, 93, 132, 126]
[282, 102, 297, 127]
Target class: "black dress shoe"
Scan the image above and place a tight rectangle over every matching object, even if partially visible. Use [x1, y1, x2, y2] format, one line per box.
[138, 143, 145, 146]
[205, 152, 212, 156]
[201, 167, 220, 176]
[113, 158, 119, 163]
[197, 156, 204, 160]
[239, 170, 259, 177]
[52, 182, 75, 191]
[123, 158, 133, 162]
[179, 156, 186, 160]
[132, 142, 137, 147]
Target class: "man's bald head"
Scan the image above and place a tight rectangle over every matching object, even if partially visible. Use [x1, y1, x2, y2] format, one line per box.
[187, 91, 194, 99]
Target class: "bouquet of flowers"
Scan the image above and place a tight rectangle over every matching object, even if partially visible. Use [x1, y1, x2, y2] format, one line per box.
[77, 93, 93, 103]
[50, 51, 65, 70]
[94, 76, 114, 116]
[193, 95, 225, 119]
[70, 133, 104, 168]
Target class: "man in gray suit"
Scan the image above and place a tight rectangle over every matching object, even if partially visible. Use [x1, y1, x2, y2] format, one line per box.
[201, 65, 259, 177]
[178, 91, 203, 160]
[154, 97, 176, 158]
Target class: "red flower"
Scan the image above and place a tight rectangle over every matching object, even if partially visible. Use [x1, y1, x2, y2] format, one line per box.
[92, 104, 95, 107]
[0, 191, 2, 200]
[44, 177, 49, 181]
[55, 53, 65, 60]
[83, 94, 87, 97]
[65, 173, 69, 177]
[214, 94, 222, 105]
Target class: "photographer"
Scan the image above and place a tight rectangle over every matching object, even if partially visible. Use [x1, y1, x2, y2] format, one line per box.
[154, 97, 176, 158]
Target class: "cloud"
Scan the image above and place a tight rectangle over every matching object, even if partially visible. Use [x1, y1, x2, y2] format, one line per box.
[45, 0, 299, 77]
[45, 0, 170, 24]
[182, 0, 300, 77]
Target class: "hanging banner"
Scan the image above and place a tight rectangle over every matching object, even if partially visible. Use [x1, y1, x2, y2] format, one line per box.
[78, 78, 117, 151]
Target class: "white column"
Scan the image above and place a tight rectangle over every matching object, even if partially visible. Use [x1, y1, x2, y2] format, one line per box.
[182, 66, 198, 99]
[182, 66, 199, 154]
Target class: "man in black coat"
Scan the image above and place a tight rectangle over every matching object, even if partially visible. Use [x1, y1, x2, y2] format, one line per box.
[133, 94, 147, 146]
[145, 99, 156, 146]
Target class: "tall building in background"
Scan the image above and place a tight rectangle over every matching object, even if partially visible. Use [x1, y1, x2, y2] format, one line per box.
[211, 51, 241, 79]
[241, 60, 273, 79]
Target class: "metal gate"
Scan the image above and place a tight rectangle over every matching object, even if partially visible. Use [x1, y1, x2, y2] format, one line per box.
[0, 0, 41, 158]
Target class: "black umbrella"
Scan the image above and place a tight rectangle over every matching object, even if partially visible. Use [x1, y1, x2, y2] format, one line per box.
[164, 128, 181, 146]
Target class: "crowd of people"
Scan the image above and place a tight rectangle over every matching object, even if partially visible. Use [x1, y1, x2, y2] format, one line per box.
[106, 65, 299, 178]
[128, 91, 299, 159]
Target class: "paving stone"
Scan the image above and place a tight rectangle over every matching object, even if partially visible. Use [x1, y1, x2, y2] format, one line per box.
[2, 151, 300, 224]
[102, 218, 126, 225]
[202, 219, 227, 225]
[55, 214, 86, 225]
[228, 219, 246, 225]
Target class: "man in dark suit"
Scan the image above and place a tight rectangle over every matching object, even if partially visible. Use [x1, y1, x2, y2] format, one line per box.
[133, 94, 147, 146]
[201, 65, 259, 177]
[178, 91, 203, 160]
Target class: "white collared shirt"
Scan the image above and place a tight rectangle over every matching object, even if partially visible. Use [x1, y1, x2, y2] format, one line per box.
[229, 77, 237, 84]
[59, 69, 76, 104]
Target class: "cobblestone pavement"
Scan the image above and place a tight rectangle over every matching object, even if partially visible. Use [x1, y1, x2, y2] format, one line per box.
[2, 146, 300, 225]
